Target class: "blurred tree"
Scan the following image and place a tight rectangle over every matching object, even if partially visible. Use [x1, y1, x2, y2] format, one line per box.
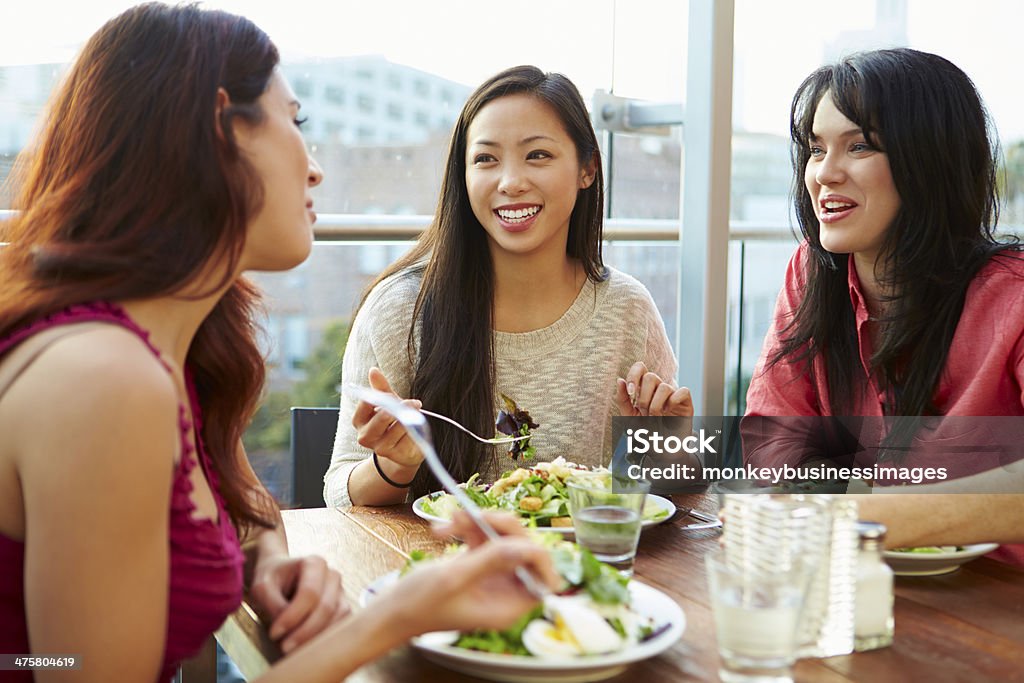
[243, 319, 350, 454]
[244, 390, 294, 453]
[292, 319, 351, 408]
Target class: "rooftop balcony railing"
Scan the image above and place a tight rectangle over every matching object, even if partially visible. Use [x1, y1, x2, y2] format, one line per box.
[305, 213, 795, 242]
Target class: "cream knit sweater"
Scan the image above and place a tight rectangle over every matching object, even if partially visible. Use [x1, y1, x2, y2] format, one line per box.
[324, 266, 677, 508]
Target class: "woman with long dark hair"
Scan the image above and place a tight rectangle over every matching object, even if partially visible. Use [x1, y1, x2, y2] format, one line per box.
[745, 48, 1024, 563]
[326, 65, 692, 507]
[0, 5, 558, 680]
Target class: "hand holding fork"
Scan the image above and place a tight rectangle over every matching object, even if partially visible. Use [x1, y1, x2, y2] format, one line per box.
[351, 368, 529, 472]
[347, 384, 552, 600]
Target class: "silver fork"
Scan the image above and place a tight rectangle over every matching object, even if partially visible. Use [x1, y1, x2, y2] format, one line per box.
[346, 385, 550, 600]
[344, 383, 529, 446]
[675, 506, 723, 530]
[420, 408, 531, 446]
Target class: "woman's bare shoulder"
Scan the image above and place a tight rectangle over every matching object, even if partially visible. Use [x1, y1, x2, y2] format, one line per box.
[2, 324, 180, 468]
[24, 324, 175, 397]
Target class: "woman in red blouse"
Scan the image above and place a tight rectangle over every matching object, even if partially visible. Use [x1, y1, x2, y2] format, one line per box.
[744, 48, 1024, 562]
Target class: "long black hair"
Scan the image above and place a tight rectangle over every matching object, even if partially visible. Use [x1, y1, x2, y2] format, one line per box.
[771, 48, 1012, 417]
[360, 65, 605, 495]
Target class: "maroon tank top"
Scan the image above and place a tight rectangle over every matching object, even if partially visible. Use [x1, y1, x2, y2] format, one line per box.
[0, 302, 244, 682]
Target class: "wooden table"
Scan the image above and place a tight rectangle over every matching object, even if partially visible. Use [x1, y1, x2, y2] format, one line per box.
[216, 494, 1024, 682]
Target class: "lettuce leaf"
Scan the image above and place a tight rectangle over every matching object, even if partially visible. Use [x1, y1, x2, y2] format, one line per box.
[455, 605, 542, 655]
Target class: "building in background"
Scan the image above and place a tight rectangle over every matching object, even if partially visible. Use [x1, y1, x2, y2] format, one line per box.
[0, 63, 66, 204]
[824, 0, 908, 61]
[280, 56, 469, 147]
[0, 56, 817, 405]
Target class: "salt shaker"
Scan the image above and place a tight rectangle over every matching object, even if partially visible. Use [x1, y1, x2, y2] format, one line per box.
[854, 521, 894, 651]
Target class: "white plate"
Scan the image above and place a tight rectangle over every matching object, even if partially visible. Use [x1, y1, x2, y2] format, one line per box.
[412, 493, 676, 535]
[361, 572, 685, 683]
[883, 543, 998, 576]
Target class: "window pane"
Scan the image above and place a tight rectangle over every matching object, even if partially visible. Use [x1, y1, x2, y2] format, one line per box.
[0, 0, 698, 499]
[728, 0, 1024, 415]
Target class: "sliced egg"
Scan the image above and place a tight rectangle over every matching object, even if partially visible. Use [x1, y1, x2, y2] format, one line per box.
[522, 618, 583, 658]
[543, 596, 624, 655]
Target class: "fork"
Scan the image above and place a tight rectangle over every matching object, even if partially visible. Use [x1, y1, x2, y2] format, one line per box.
[675, 506, 723, 530]
[346, 385, 550, 600]
[420, 408, 531, 446]
[344, 383, 530, 446]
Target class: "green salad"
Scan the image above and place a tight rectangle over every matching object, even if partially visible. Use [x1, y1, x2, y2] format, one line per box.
[404, 537, 664, 657]
[418, 457, 670, 529]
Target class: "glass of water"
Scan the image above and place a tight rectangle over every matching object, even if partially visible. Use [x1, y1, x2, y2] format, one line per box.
[567, 476, 650, 576]
[706, 548, 813, 683]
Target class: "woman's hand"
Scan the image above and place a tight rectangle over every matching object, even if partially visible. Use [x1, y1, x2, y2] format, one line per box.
[248, 553, 350, 654]
[382, 512, 561, 637]
[352, 367, 424, 468]
[616, 361, 694, 417]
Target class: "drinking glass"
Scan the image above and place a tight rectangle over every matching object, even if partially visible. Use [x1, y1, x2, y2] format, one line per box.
[706, 548, 813, 683]
[567, 477, 650, 576]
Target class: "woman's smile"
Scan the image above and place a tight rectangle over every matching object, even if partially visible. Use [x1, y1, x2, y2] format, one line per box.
[494, 203, 542, 232]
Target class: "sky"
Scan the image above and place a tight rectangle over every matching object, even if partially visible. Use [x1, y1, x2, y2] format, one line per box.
[1, 0, 1022, 141]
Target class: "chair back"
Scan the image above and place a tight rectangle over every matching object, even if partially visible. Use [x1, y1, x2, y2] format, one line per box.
[290, 407, 340, 509]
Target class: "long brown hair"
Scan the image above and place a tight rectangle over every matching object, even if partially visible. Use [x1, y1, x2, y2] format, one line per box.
[360, 65, 606, 495]
[0, 2, 278, 531]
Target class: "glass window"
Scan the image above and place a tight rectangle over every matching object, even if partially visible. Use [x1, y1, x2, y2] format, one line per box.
[0, 0, 691, 494]
[283, 316, 310, 374]
[325, 120, 344, 137]
[608, 134, 681, 220]
[325, 85, 344, 104]
[356, 94, 374, 113]
[727, 0, 1024, 414]
[292, 77, 312, 99]
[358, 244, 389, 275]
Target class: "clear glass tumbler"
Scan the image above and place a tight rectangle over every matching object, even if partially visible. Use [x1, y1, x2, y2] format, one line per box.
[706, 547, 813, 683]
[567, 477, 650, 576]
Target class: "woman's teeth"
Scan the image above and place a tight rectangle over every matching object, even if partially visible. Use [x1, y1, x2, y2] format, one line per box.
[823, 201, 854, 213]
[497, 206, 540, 223]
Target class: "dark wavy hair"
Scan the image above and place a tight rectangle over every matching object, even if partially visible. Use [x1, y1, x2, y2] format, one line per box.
[0, 2, 278, 531]
[361, 65, 606, 495]
[771, 48, 1013, 419]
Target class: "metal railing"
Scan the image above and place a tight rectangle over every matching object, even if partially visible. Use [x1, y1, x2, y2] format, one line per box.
[1, 209, 796, 243]
[304, 213, 796, 242]
[12, 210, 1018, 243]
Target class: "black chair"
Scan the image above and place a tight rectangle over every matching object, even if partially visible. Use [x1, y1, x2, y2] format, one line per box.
[290, 407, 340, 509]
